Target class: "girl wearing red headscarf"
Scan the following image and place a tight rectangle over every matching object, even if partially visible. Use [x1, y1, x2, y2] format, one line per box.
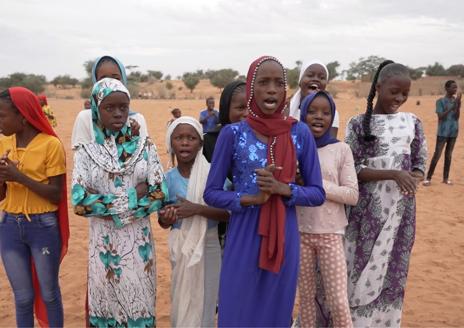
[204, 56, 325, 327]
[0, 87, 69, 327]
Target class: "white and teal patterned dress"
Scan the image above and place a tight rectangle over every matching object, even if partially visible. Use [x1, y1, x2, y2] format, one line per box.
[72, 134, 167, 327]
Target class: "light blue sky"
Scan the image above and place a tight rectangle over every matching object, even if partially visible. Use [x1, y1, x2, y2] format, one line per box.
[1, 0, 463, 79]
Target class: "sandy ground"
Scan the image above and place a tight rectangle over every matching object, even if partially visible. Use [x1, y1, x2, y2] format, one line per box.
[0, 94, 463, 327]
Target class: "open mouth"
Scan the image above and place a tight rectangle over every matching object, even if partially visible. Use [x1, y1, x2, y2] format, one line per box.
[310, 122, 326, 133]
[263, 98, 278, 110]
[309, 83, 320, 91]
[178, 150, 192, 158]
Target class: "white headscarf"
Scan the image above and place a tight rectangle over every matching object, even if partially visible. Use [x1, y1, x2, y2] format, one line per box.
[289, 60, 329, 120]
[165, 116, 210, 327]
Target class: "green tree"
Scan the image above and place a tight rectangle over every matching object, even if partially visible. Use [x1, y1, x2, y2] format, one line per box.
[83, 60, 95, 76]
[51, 74, 79, 88]
[446, 64, 464, 77]
[164, 74, 172, 81]
[127, 71, 142, 82]
[182, 72, 200, 93]
[345, 55, 387, 81]
[286, 67, 300, 89]
[81, 59, 96, 90]
[147, 70, 163, 80]
[0, 73, 47, 93]
[209, 69, 239, 91]
[326, 61, 340, 80]
[426, 62, 447, 76]
[407, 67, 424, 80]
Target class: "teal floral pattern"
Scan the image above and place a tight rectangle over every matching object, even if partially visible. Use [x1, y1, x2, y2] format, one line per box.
[72, 135, 167, 327]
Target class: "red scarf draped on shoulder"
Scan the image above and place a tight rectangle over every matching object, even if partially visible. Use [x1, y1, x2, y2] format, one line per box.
[245, 56, 297, 273]
[9, 87, 69, 328]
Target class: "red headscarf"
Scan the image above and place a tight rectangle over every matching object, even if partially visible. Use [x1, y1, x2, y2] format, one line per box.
[9, 87, 69, 328]
[246, 56, 297, 273]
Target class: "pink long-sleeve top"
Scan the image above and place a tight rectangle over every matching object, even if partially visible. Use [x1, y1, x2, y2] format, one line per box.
[297, 142, 359, 234]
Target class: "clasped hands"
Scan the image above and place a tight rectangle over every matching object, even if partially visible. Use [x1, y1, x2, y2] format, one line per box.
[242, 164, 292, 206]
[0, 150, 21, 183]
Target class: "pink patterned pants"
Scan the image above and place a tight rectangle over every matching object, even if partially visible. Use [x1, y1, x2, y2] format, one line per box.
[298, 233, 352, 328]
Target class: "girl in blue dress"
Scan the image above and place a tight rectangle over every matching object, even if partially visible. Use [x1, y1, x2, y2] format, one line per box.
[204, 56, 325, 327]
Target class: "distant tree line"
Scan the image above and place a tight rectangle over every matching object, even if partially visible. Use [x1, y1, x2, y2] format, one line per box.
[1, 57, 463, 97]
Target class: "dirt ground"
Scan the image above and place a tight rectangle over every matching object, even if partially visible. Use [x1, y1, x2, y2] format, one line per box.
[0, 91, 463, 327]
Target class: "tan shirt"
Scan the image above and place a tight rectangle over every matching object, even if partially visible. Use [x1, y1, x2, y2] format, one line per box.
[297, 142, 359, 234]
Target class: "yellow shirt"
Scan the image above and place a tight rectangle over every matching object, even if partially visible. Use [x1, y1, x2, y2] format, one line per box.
[0, 133, 66, 214]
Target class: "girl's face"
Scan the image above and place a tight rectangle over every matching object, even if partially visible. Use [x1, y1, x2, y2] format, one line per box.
[299, 64, 328, 98]
[305, 95, 332, 138]
[171, 124, 202, 164]
[228, 89, 248, 123]
[254, 60, 286, 115]
[98, 92, 130, 132]
[375, 75, 411, 114]
[0, 100, 23, 136]
[96, 61, 122, 82]
[446, 82, 458, 97]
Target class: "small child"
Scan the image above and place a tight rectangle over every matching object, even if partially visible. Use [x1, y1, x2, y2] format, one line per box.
[159, 116, 229, 327]
[167, 108, 182, 127]
[344, 61, 427, 327]
[0, 87, 69, 327]
[167, 108, 182, 167]
[297, 91, 358, 328]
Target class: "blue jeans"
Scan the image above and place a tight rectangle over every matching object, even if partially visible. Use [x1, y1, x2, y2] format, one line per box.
[0, 212, 63, 327]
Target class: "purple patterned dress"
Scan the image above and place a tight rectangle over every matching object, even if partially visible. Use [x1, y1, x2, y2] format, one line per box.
[344, 112, 427, 327]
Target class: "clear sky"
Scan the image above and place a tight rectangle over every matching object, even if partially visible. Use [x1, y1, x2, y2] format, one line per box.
[1, 0, 463, 80]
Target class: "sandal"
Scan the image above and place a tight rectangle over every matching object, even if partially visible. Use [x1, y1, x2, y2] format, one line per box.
[422, 180, 431, 186]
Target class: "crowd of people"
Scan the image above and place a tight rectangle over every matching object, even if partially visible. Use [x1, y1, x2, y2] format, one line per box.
[0, 54, 460, 328]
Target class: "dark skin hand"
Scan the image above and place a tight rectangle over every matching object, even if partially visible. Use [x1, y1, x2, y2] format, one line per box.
[129, 118, 140, 136]
[0, 150, 63, 204]
[240, 164, 291, 206]
[255, 164, 291, 197]
[439, 92, 461, 120]
[358, 168, 424, 196]
[158, 195, 229, 229]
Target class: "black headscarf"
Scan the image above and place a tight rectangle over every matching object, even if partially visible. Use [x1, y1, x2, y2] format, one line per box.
[219, 80, 246, 125]
[203, 80, 246, 162]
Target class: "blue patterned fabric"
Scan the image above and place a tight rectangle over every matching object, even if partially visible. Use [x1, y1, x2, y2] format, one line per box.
[436, 97, 459, 137]
[204, 120, 325, 326]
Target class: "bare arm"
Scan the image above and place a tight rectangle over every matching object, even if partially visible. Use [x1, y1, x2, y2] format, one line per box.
[358, 168, 417, 195]
[0, 183, 6, 201]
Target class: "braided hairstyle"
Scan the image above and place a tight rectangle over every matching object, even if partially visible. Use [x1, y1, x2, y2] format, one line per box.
[362, 60, 410, 141]
[362, 60, 393, 141]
